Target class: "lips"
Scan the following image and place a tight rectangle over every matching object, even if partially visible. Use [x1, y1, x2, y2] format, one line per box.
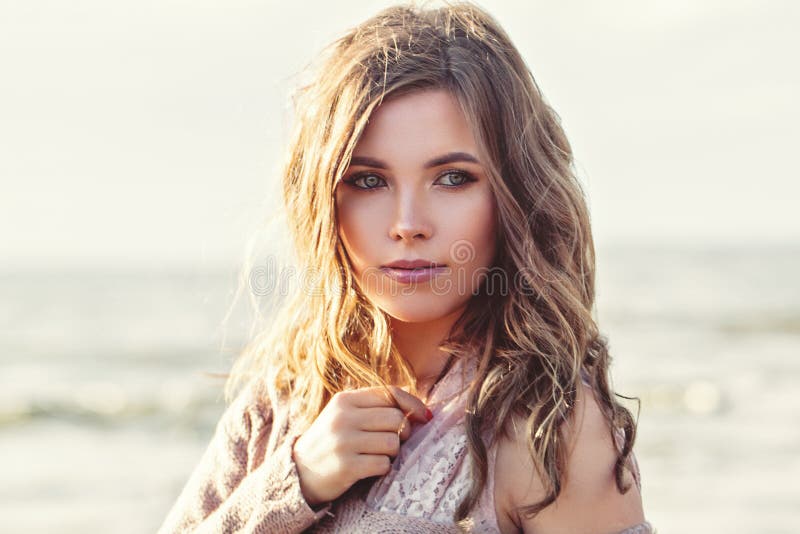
[381, 259, 445, 269]
[379, 259, 448, 284]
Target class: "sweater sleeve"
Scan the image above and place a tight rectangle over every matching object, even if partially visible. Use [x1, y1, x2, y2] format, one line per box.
[156, 382, 331, 534]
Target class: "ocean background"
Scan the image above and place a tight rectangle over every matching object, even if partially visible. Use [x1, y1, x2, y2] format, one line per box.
[1, 241, 798, 533]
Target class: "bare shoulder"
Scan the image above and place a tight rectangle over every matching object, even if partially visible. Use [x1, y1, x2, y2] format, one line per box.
[493, 382, 644, 534]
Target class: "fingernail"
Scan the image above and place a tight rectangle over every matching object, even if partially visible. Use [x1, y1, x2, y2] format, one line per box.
[425, 408, 433, 421]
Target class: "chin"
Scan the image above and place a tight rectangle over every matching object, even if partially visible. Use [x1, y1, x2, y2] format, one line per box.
[372, 294, 467, 324]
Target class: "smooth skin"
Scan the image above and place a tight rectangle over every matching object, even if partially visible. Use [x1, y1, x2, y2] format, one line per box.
[334, 89, 498, 394]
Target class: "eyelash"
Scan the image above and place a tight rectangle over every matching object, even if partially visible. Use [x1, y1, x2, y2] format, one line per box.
[342, 169, 477, 191]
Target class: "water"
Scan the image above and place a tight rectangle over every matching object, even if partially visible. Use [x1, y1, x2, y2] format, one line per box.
[1, 243, 798, 533]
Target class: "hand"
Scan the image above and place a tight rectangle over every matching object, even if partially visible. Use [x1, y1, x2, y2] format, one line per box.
[292, 385, 432, 506]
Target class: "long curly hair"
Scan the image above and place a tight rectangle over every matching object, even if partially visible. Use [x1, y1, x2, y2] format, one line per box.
[223, 0, 640, 526]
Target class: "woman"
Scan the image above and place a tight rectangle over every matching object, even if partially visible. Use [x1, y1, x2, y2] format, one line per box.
[158, 2, 654, 533]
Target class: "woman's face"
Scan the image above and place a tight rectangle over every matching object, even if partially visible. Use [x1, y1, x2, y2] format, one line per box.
[335, 88, 497, 324]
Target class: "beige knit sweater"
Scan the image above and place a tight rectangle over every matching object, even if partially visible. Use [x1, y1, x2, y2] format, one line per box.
[157, 368, 654, 534]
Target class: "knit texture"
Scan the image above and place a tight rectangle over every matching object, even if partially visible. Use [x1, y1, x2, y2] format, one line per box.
[157, 361, 655, 533]
[156, 380, 330, 534]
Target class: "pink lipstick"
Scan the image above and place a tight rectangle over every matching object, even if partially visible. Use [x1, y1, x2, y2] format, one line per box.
[380, 259, 447, 284]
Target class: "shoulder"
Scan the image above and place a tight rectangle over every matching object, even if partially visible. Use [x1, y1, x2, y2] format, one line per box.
[493, 381, 644, 534]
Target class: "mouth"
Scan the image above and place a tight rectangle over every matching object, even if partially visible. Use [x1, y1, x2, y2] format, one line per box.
[381, 259, 446, 270]
[379, 261, 448, 284]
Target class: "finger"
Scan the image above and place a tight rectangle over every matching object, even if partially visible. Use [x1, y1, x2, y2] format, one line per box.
[347, 386, 430, 424]
[383, 386, 431, 425]
[343, 406, 412, 441]
[355, 430, 401, 457]
[355, 406, 405, 432]
[353, 453, 392, 480]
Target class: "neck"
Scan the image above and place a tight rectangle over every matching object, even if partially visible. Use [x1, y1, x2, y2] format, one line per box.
[390, 304, 466, 399]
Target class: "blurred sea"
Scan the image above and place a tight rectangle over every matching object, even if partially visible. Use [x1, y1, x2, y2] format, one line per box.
[1, 242, 798, 533]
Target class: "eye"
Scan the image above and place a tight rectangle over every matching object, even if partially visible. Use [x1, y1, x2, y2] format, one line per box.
[343, 173, 386, 190]
[435, 170, 476, 187]
[341, 169, 477, 191]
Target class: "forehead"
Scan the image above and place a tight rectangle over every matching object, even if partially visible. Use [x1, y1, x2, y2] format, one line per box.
[352, 89, 480, 159]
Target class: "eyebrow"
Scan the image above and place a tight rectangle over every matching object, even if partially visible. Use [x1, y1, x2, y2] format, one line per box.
[348, 151, 481, 169]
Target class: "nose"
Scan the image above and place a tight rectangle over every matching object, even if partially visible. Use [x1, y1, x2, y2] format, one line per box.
[389, 188, 432, 241]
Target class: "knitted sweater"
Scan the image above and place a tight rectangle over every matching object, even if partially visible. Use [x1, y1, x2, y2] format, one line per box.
[157, 359, 654, 533]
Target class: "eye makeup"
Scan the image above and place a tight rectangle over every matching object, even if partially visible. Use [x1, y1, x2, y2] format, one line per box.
[341, 169, 478, 191]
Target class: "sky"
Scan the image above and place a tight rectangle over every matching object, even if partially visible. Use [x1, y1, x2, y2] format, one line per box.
[1, 0, 797, 270]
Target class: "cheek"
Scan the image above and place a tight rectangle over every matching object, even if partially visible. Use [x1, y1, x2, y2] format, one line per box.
[335, 193, 375, 272]
[444, 192, 497, 265]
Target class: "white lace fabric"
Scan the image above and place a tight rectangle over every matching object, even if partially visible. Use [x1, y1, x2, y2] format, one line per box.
[365, 356, 500, 530]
